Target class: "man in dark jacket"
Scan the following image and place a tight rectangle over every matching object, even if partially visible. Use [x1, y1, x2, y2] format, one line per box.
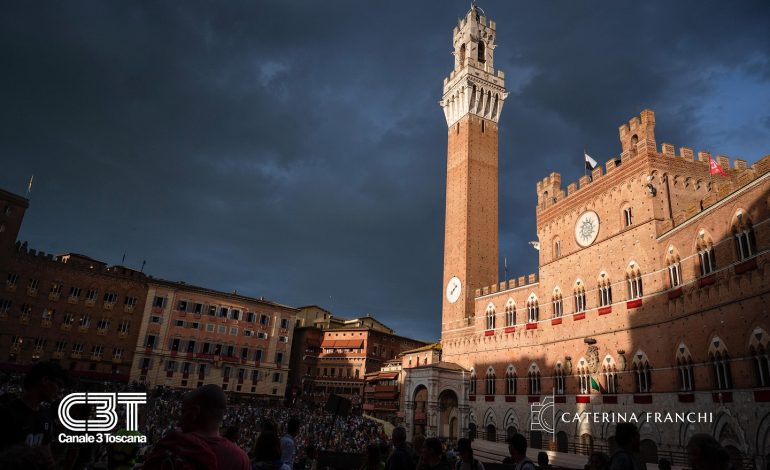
[0, 361, 66, 465]
[419, 437, 450, 470]
[144, 384, 250, 470]
[385, 426, 416, 470]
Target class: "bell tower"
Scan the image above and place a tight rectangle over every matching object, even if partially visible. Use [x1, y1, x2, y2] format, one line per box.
[440, 5, 508, 343]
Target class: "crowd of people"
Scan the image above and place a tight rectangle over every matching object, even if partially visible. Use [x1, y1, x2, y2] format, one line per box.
[0, 363, 745, 470]
[0, 363, 387, 469]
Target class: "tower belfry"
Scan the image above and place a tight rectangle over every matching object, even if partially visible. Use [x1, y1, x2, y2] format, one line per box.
[441, 6, 507, 127]
[440, 5, 507, 349]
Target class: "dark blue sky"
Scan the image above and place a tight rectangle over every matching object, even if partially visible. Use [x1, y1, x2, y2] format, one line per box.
[2, 1, 769, 341]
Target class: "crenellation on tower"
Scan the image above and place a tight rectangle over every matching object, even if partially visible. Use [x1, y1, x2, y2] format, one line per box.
[534, 110, 770, 220]
[619, 109, 656, 158]
[605, 157, 621, 173]
[661, 142, 675, 157]
[536, 172, 562, 209]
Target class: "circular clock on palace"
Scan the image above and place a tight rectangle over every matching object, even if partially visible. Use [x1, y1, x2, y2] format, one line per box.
[446, 276, 462, 304]
[575, 210, 600, 247]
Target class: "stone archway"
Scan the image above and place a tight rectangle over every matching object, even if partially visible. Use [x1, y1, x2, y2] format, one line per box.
[487, 424, 497, 442]
[557, 431, 569, 453]
[438, 388, 459, 440]
[413, 385, 428, 438]
[640, 439, 658, 464]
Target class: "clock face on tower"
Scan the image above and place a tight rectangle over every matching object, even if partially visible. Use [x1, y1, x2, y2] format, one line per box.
[575, 210, 600, 247]
[446, 276, 462, 304]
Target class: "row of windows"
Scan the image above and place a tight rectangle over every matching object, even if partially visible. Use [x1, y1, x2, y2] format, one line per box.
[485, 225, 760, 329]
[139, 359, 283, 384]
[156, 296, 290, 328]
[469, 360, 741, 396]
[0, 304, 132, 332]
[4, 275, 137, 306]
[468, 334, 770, 395]
[149, 316, 287, 342]
[311, 367, 361, 378]
[9, 336, 126, 359]
[485, 271, 643, 328]
[144, 335, 284, 363]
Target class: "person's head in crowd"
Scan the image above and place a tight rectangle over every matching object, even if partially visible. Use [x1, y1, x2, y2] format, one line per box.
[585, 452, 609, 470]
[457, 438, 473, 463]
[23, 361, 66, 404]
[658, 458, 672, 470]
[305, 444, 317, 460]
[261, 418, 277, 433]
[287, 417, 300, 437]
[538, 451, 549, 468]
[223, 424, 241, 442]
[254, 431, 282, 462]
[614, 423, 641, 452]
[365, 443, 382, 465]
[392, 426, 407, 446]
[179, 384, 227, 435]
[687, 434, 731, 470]
[507, 433, 528, 463]
[422, 437, 444, 467]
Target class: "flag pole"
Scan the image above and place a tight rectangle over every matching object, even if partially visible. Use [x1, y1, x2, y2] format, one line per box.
[26, 175, 34, 198]
[583, 148, 587, 178]
[504, 256, 508, 282]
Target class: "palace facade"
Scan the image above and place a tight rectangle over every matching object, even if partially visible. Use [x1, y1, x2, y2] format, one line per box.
[129, 279, 298, 398]
[403, 5, 770, 469]
[0, 189, 149, 381]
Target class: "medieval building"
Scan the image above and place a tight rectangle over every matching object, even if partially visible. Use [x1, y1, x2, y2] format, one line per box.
[403, 5, 770, 469]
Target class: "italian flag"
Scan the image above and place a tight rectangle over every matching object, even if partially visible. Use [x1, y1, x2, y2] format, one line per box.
[590, 376, 602, 393]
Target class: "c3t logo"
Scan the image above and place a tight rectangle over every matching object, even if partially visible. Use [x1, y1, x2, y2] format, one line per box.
[530, 394, 555, 435]
[58, 392, 146, 432]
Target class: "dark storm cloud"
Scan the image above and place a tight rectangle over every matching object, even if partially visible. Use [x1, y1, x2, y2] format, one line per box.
[2, 1, 769, 340]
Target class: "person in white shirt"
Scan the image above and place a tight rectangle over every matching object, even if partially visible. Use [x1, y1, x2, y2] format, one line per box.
[280, 417, 300, 469]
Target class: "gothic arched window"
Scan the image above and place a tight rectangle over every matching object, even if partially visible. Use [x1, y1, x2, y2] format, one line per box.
[527, 295, 539, 323]
[486, 303, 496, 331]
[676, 343, 694, 392]
[626, 262, 643, 300]
[697, 230, 717, 276]
[709, 337, 732, 390]
[598, 272, 612, 307]
[505, 365, 517, 395]
[732, 210, 757, 261]
[632, 352, 652, 393]
[666, 246, 682, 288]
[486, 366, 496, 395]
[505, 299, 515, 327]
